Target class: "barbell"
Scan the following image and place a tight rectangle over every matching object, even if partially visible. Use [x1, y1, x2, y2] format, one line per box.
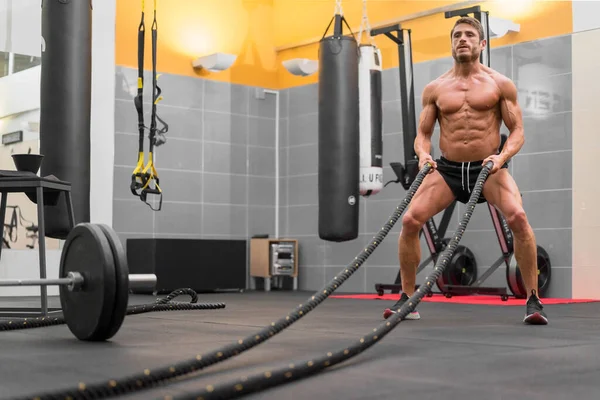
[0, 223, 156, 342]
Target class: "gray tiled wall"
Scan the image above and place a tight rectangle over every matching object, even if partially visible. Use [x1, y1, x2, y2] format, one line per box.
[112, 67, 278, 251]
[284, 34, 573, 298]
[112, 33, 573, 298]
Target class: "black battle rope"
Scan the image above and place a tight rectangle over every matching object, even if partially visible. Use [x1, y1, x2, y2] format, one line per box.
[175, 162, 493, 400]
[0, 289, 223, 332]
[131, 0, 167, 212]
[15, 165, 432, 400]
[155, 288, 199, 304]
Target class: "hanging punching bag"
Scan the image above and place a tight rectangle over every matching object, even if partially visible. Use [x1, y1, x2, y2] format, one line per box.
[40, 0, 92, 239]
[358, 44, 383, 197]
[318, 14, 360, 242]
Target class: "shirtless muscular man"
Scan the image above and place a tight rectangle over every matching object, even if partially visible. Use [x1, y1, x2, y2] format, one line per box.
[383, 17, 548, 325]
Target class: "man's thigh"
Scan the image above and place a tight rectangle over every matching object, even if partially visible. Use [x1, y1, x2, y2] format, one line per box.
[407, 170, 456, 222]
[482, 168, 523, 216]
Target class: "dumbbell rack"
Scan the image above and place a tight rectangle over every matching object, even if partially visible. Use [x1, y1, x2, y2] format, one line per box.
[0, 172, 75, 318]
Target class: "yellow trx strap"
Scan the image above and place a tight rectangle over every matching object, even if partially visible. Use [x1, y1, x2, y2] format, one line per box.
[131, 0, 168, 212]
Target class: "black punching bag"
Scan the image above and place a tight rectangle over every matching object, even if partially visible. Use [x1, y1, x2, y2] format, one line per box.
[318, 15, 360, 242]
[40, 0, 92, 239]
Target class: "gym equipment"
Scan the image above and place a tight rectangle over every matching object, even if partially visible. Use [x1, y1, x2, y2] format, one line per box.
[174, 163, 493, 400]
[20, 166, 432, 400]
[318, 3, 360, 242]
[372, 24, 418, 190]
[357, 0, 383, 197]
[439, 238, 478, 288]
[507, 245, 552, 298]
[358, 44, 383, 197]
[131, 0, 168, 211]
[0, 223, 158, 341]
[40, 0, 92, 239]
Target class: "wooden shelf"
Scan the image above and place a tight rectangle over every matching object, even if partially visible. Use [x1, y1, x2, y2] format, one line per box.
[250, 238, 298, 291]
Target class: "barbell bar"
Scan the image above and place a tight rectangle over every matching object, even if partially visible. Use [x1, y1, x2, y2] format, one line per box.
[0, 273, 156, 292]
[1, 223, 156, 342]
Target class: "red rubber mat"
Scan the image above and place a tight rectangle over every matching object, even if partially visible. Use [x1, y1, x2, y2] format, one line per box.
[329, 293, 600, 306]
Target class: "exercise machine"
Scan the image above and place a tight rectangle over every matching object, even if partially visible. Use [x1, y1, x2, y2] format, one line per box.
[373, 23, 478, 297]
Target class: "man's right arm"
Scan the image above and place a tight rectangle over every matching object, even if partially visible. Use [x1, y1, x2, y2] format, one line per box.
[414, 82, 438, 168]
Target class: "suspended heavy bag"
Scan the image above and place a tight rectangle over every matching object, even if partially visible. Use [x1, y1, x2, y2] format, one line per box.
[358, 44, 383, 197]
[40, 0, 92, 239]
[318, 14, 360, 242]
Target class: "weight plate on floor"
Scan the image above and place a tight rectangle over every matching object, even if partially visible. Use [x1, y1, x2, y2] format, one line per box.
[59, 223, 117, 341]
[436, 243, 478, 290]
[97, 224, 129, 341]
[506, 245, 552, 298]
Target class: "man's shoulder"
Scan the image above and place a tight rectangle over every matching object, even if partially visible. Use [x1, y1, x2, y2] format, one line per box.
[484, 67, 514, 89]
[423, 72, 450, 97]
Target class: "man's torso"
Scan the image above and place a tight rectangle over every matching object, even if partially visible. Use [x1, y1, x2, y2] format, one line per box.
[433, 68, 504, 162]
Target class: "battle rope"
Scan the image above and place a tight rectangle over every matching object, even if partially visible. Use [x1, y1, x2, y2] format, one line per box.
[16, 164, 432, 400]
[177, 161, 493, 400]
[131, 0, 168, 212]
[0, 288, 224, 332]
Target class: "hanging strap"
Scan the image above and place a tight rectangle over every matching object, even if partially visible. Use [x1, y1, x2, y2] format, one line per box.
[130, 0, 167, 212]
[357, 0, 375, 46]
[320, 0, 357, 44]
[130, 0, 147, 198]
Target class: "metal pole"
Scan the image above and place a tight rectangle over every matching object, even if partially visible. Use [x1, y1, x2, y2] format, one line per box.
[476, 11, 491, 67]
[0, 273, 157, 289]
[128, 274, 158, 290]
[0, 278, 73, 286]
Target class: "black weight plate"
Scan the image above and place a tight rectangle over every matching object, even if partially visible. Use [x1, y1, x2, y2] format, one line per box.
[506, 245, 552, 298]
[436, 244, 478, 290]
[97, 224, 129, 340]
[59, 223, 117, 341]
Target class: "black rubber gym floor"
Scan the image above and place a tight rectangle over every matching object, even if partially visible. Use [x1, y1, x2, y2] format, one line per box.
[1, 290, 599, 400]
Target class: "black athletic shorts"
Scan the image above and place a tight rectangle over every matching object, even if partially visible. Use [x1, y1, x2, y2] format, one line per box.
[435, 157, 508, 204]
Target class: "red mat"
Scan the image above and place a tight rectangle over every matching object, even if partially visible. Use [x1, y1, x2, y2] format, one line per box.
[329, 293, 600, 306]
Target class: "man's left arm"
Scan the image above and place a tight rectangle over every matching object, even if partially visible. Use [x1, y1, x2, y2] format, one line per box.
[498, 77, 525, 163]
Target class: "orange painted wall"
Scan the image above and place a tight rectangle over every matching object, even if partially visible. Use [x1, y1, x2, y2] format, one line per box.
[115, 0, 278, 88]
[115, 0, 573, 90]
[276, 0, 573, 88]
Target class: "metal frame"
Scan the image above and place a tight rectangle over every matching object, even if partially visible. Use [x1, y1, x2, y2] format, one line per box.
[0, 176, 75, 317]
[275, 0, 490, 52]
[370, 25, 419, 190]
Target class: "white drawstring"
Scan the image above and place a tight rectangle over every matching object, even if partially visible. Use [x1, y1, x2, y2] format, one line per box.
[467, 161, 471, 193]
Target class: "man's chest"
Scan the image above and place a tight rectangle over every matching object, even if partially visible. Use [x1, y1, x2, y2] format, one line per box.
[436, 80, 500, 114]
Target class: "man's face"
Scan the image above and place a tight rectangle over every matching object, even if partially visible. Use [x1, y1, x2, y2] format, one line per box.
[451, 23, 485, 63]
